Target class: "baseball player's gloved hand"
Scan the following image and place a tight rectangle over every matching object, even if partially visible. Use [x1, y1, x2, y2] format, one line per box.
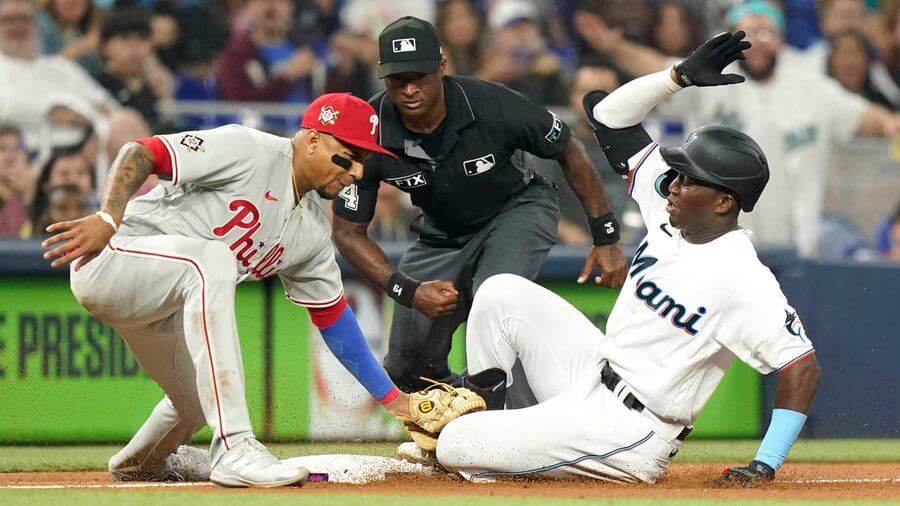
[398, 379, 486, 451]
[715, 460, 776, 486]
[673, 31, 751, 87]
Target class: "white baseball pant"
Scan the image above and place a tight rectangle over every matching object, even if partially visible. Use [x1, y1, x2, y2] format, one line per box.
[436, 274, 682, 483]
[70, 235, 254, 471]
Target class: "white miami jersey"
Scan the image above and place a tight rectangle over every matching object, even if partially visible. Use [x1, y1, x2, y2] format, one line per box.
[602, 142, 815, 426]
[119, 124, 343, 308]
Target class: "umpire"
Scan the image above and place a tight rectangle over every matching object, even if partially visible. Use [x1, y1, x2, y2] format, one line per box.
[332, 16, 626, 392]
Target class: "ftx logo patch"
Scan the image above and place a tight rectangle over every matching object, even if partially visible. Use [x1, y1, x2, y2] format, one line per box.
[545, 112, 563, 143]
[180, 134, 205, 152]
[392, 38, 416, 53]
[463, 154, 495, 176]
[386, 172, 427, 189]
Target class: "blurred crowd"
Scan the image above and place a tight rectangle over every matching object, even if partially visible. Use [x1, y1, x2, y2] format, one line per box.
[0, 0, 899, 260]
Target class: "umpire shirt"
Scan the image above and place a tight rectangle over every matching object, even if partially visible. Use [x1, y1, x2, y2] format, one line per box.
[332, 75, 571, 239]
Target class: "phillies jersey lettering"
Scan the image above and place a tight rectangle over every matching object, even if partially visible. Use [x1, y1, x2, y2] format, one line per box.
[602, 142, 814, 425]
[117, 124, 343, 306]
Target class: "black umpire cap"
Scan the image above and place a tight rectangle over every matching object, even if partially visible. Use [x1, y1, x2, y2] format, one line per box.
[377, 16, 442, 78]
[658, 126, 770, 212]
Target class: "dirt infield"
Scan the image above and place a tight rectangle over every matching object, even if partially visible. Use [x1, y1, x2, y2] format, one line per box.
[2, 462, 898, 500]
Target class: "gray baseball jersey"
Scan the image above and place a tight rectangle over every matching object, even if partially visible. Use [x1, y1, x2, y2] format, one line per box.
[122, 124, 343, 306]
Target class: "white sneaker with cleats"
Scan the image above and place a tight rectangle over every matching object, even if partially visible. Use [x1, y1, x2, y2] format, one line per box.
[210, 438, 309, 488]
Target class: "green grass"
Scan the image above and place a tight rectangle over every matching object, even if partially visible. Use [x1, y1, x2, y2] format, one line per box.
[1, 439, 897, 473]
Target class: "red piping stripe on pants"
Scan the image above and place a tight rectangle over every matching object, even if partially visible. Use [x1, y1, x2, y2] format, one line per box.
[107, 243, 230, 450]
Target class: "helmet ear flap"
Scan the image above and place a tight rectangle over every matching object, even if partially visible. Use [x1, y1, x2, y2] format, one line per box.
[655, 169, 679, 199]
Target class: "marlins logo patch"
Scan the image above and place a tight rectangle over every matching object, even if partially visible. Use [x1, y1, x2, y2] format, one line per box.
[392, 38, 416, 53]
[784, 306, 808, 342]
[545, 112, 563, 143]
[463, 154, 495, 176]
[180, 134, 205, 152]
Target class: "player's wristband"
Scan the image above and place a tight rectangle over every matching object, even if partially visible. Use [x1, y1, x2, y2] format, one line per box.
[588, 213, 621, 246]
[386, 271, 420, 308]
[754, 408, 807, 471]
[95, 211, 118, 232]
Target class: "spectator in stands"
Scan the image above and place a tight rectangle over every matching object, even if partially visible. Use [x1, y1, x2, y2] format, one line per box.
[339, 0, 435, 40]
[368, 183, 418, 243]
[93, 8, 161, 130]
[882, 3, 900, 92]
[0, 0, 149, 164]
[33, 183, 90, 236]
[36, 0, 100, 69]
[877, 202, 900, 261]
[828, 30, 896, 109]
[436, 0, 485, 76]
[805, 0, 867, 69]
[292, 0, 341, 49]
[0, 124, 33, 237]
[326, 31, 376, 98]
[574, 2, 900, 256]
[479, 0, 569, 105]
[646, 1, 705, 57]
[217, 0, 318, 102]
[30, 147, 94, 235]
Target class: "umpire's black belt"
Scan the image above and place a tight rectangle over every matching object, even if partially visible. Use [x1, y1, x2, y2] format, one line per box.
[600, 362, 691, 442]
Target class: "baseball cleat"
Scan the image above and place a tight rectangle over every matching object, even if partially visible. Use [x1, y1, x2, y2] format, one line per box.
[396, 441, 437, 466]
[210, 438, 309, 488]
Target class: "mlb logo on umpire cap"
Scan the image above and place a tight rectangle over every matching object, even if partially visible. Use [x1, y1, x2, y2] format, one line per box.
[392, 38, 417, 53]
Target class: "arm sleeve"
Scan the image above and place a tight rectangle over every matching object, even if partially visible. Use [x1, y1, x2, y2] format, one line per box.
[714, 273, 816, 375]
[278, 238, 345, 308]
[820, 76, 868, 143]
[498, 85, 571, 159]
[310, 300, 398, 402]
[137, 125, 256, 189]
[331, 157, 380, 223]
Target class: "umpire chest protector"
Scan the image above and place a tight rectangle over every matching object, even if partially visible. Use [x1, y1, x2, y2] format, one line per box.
[333, 75, 570, 238]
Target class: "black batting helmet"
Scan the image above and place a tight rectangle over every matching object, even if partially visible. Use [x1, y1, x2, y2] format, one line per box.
[657, 126, 769, 212]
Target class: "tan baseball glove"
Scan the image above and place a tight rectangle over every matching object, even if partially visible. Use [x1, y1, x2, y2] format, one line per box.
[398, 379, 486, 447]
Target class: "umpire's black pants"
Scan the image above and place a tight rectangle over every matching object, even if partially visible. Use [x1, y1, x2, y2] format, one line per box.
[384, 180, 558, 392]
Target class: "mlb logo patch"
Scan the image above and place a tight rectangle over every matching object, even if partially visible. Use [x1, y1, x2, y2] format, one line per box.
[463, 154, 496, 176]
[392, 38, 417, 53]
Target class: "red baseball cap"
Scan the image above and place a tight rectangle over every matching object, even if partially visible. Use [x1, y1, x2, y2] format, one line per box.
[301, 93, 397, 158]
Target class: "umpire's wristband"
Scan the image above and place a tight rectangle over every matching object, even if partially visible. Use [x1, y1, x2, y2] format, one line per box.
[588, 213, 621, 246]
[386, 271, 420, 308]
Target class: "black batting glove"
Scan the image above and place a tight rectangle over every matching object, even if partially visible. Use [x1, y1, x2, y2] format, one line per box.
[673, 31, 751, 87]
[714, 460, 776, 486]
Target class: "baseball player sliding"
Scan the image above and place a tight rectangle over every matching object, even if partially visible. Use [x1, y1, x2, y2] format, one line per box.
[412, 32, 821, 485]
[41, 93, 484, 488]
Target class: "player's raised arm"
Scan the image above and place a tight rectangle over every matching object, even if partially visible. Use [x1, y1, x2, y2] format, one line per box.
[42, 141, 155, 269]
